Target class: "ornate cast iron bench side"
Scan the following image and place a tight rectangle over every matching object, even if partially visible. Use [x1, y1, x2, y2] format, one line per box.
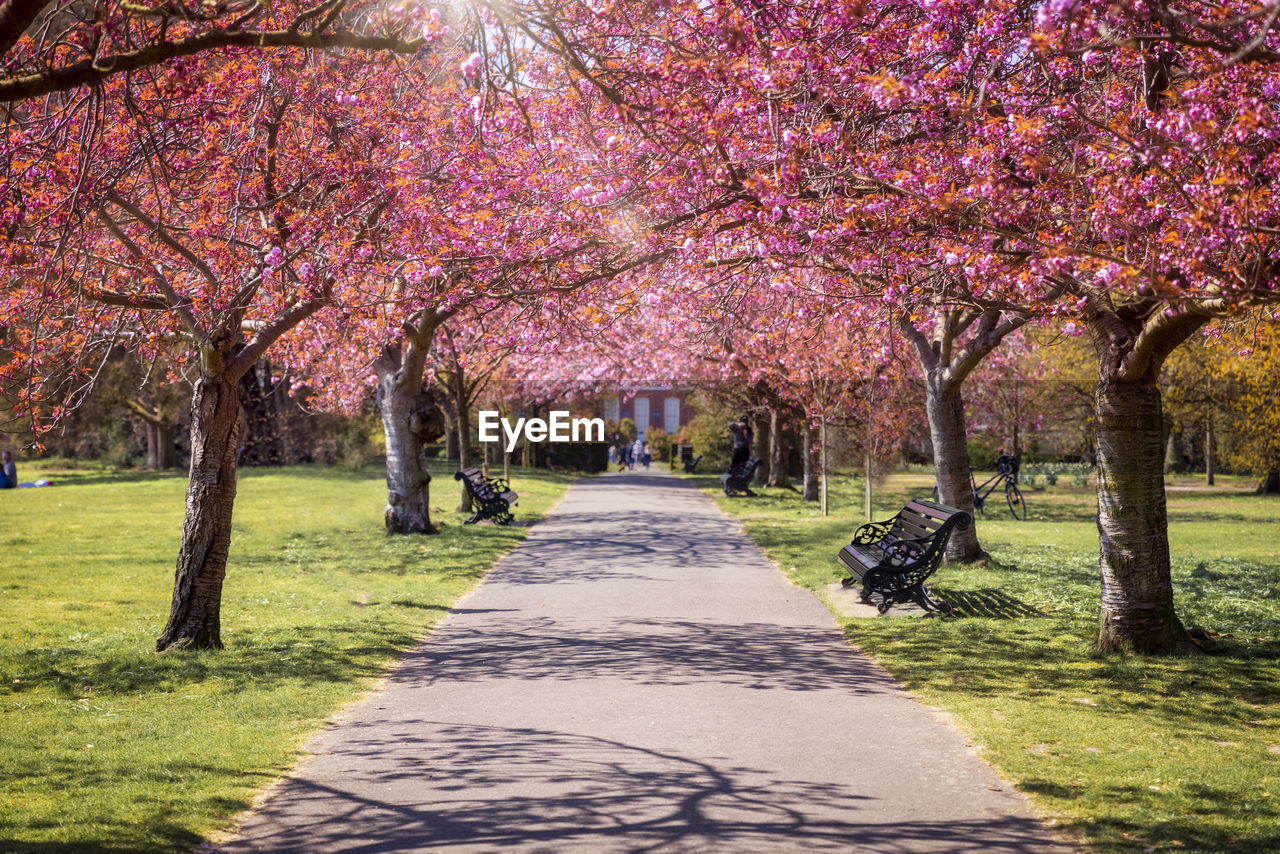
[837, 499, 972, 614]
[683, 455, 702, 474]
[454, 467, 519, 525]
[721, 457, 761, 497]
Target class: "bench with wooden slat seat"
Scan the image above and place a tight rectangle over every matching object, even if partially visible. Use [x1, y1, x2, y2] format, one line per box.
[837, 499, 972, 614]
[721, 457, 761, 497]
[454, 467, 519, 525]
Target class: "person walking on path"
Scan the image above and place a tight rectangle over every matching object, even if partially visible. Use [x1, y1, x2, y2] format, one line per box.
[215, 468, 1071, 854]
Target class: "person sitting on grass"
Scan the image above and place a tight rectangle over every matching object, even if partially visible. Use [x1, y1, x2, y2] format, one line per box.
[1, 450, 15, 489]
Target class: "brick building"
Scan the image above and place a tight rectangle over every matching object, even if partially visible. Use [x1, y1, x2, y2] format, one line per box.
[601, 387, 697, 440]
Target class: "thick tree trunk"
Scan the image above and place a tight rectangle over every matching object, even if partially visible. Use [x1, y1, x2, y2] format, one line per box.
[155, 373, 243, 651]
[925, 379, 985, 562]
[1258, 464, 1280, 494]
[378, 378, 441, 535]
[1094, 375, 1194, 654]
[802, 424, 819, 501]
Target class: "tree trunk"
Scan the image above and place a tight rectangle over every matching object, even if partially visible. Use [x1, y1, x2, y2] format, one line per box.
[1258, 464, 1280, 494]
[522, 408, 533, 468]
[1094, 375, 1194, 654]
[768, 411, 790, 488]
[1204, 416, 1215, 486]
[441, 398, 460, 461]
[144, 419, 176, 470]
[456, 390, 473, 512]
[1164, 424, 1179, 474]
[754, 415, 771, 485]
[238, 360, 285, 466]
[802, 423, 819, 501]
[378, 377, 442, 535]
[155, 372, 243, 651]
[925, 379, 985, 562]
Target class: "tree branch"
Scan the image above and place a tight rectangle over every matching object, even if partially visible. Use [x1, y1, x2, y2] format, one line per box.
[1, 27, 426, 102]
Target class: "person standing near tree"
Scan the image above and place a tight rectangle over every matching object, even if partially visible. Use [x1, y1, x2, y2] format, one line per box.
[1, 451, 16, 489]
[728, 417, 752, 467]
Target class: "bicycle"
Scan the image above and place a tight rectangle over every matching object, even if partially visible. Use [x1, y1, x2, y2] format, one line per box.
[933, 454, 1026, 521]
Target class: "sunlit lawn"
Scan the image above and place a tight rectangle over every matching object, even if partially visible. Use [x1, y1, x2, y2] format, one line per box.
[692, 467, 1280, 854]
[0, 460, 573, 853]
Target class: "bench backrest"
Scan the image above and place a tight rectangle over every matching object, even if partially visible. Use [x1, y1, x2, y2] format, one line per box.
[456, 467, 498, 501]
[877, 500, 972, 581]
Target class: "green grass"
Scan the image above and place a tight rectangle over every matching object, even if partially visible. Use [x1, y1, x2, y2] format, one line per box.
[0, 460, 573, 853]
[691, 468, 1280, 854]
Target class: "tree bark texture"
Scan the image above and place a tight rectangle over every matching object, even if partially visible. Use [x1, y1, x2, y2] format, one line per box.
[802, 424, 819, 501]
[376, 312, 448, 536]
[925, 380, 986, 562]
[1094, 375, 1194, 653]
[378, 378, 443, 535]
[155, 372, 243, 651]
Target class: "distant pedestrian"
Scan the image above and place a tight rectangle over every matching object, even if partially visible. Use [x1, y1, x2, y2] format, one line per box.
[1, 450, 15, 489]
[631, 438, 644, 471]
[728, 417, 752, 467]
[642, 441, 652, 469]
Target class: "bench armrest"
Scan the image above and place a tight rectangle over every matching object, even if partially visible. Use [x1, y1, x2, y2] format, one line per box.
[883, 538, 929, 567]
[851, 520, 895, 546]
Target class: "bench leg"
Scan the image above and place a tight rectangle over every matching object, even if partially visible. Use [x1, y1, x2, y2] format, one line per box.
[914, 585, 954, 614]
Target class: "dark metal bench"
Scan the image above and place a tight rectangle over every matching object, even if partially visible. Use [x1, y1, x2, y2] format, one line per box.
[454, 467, 518, 525]
[682, 455, 702, 474]
[837, 499, 972, 614]
[721, 457, 761, 496]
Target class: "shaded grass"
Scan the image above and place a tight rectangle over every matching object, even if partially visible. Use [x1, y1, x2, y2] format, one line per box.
[693, 468, 1280, 854]
[0, 461, 573, 853]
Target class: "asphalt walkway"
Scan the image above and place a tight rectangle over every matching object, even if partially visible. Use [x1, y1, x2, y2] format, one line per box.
[216, 468, 1070, 853]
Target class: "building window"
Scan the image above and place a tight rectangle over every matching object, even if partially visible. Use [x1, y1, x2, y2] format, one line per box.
[604, 397, 620, 423]
[664, 397, 680, 433]
[634, 397, 651, 436]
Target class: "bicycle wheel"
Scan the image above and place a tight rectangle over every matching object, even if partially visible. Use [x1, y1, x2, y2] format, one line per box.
[1005, 482, 1027, 520]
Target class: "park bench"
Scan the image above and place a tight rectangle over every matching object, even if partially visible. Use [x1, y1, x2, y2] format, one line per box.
[837, 499, 972, 614]
[683, 455, 702, 474]
[721, 457, 761, 497]
[454, 467, 519, 525]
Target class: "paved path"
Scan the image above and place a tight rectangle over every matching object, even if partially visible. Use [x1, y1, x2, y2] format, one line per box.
[216, 470, 1070, 853]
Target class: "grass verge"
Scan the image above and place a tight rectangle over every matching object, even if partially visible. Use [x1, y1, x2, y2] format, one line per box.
[0, 460, 573, 853]
[691, 468, 1280, 854]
